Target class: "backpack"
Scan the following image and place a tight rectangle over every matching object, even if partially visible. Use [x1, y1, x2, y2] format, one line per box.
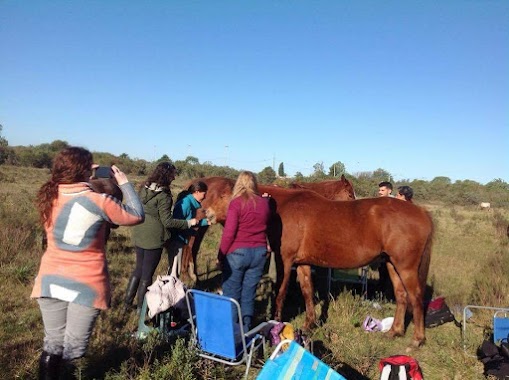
[424, 297, 459, 328]
[379, 355, 424, 380]
[478, 338, 509, 379]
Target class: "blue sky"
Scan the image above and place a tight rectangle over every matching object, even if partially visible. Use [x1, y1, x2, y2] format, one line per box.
[1, 1, 508, 184]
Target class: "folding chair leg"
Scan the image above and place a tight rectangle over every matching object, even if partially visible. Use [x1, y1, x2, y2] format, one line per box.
[244, 338, 257, 380]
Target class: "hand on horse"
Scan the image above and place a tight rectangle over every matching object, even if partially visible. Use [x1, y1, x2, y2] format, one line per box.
[195, 208, 207, 221]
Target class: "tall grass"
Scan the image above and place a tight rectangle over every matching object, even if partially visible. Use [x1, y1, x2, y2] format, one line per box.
[1, 166, 508, 379]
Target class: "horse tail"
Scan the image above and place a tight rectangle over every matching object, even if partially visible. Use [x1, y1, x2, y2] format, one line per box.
[418, 212, 434, 298]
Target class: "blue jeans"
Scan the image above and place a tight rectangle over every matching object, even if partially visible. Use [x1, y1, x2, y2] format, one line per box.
[222, 246, 267, 331]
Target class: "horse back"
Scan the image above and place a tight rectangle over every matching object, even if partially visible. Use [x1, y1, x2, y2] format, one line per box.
[280, 196, 432, 268]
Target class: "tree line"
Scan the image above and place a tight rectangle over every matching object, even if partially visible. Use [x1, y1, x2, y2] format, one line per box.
[1, 132, 508, 207]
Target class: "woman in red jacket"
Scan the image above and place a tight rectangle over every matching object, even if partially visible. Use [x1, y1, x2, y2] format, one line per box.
[218, 171, 271, 332]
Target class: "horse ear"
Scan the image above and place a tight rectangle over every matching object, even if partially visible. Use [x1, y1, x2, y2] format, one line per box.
[340, 174, 346, 181]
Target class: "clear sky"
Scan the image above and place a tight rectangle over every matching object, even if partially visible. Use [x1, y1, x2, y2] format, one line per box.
[1, 1, 508, 184]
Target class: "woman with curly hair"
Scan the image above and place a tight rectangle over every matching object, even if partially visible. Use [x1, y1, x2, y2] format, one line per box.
[31, 146, 144, 379]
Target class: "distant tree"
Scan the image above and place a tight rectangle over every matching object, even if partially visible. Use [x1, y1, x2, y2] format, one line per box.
[372, 168, 393, 183]
[258, 166, 277, 184]
[185, 156, 200, 165]
[486, 178, 509, 191]
[32, 150, 53, 168]
[48, 140, 69, 152]
[157, 154, 172, 163]
[328, 161, 345, 177]
[431, 176, 452, 185]
[312, 162, 326, 177]
[0, 124, 9, 164]
[119, 153, 130, 160]
[278, 162, 286, 177]
[295, 171, 304, 181]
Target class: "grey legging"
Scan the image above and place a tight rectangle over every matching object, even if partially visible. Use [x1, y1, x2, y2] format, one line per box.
[38, 298, 100, 360]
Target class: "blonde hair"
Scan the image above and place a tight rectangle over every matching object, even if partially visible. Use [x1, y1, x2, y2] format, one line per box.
[231, 171, 259, 201]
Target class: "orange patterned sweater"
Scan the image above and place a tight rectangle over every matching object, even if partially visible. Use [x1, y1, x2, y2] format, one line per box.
[31, 182, 144, 310]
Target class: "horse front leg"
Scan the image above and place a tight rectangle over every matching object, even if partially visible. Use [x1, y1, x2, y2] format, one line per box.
[296, 265, 316, 331]
[274, 261, 293, 322]
[180, 239, 192, 278]
[386, 261, 407, 338]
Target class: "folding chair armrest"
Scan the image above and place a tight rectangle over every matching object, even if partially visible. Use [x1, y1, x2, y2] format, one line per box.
[269, 339, 294, 360]
[245, 322, 269, 337]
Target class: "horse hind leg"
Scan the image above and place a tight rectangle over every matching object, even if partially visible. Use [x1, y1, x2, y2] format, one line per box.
[387, 261, 426, 348]
[385, 261, 407, 339]
[401, 271, 426, 348]
[296, 265, 316, 331]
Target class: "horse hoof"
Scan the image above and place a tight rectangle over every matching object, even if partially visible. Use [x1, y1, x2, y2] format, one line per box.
[409, 338, 425, 349]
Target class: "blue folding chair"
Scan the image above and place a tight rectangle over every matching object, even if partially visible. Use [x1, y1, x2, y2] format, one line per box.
[494, 310, 509, 345]
[256, 339, 347, 380]
[462, 305, 509, 352]
[186, 289, 272, 379]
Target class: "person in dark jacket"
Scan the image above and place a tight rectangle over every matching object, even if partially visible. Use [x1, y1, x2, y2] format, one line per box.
[124, 162, 199, 312]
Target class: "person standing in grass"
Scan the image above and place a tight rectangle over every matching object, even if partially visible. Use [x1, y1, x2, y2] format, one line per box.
[31, 146, 145, 379]
[124, 162, 200, 313]
[376, 180, 394, 300]
[168, 180, 210, 280]
[217, 171, 271, 331]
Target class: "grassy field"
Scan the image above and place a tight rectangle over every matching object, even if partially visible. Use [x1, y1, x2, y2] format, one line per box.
[1, 165, 508, 379]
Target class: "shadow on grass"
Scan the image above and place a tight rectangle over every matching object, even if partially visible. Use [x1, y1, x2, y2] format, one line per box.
[312, 340, 370, 380]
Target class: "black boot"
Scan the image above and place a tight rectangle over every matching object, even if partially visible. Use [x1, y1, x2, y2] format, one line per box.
[124, 275, 140, 309]
[60, 359, 78, 380]
[39, 351, 61, 380]
[137, 280, 151, 315]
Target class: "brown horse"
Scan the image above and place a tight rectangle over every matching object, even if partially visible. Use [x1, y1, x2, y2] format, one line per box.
[289, 174, 355, 201]
[194, 176, 433, 348]
[180, 176, 356, 280]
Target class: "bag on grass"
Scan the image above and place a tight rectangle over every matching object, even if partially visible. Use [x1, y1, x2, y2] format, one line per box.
[378, 355, 424, 380]
[363, 315, 382, 332]
[424, 297, 458, 328]
[478, 339, 509, 379]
